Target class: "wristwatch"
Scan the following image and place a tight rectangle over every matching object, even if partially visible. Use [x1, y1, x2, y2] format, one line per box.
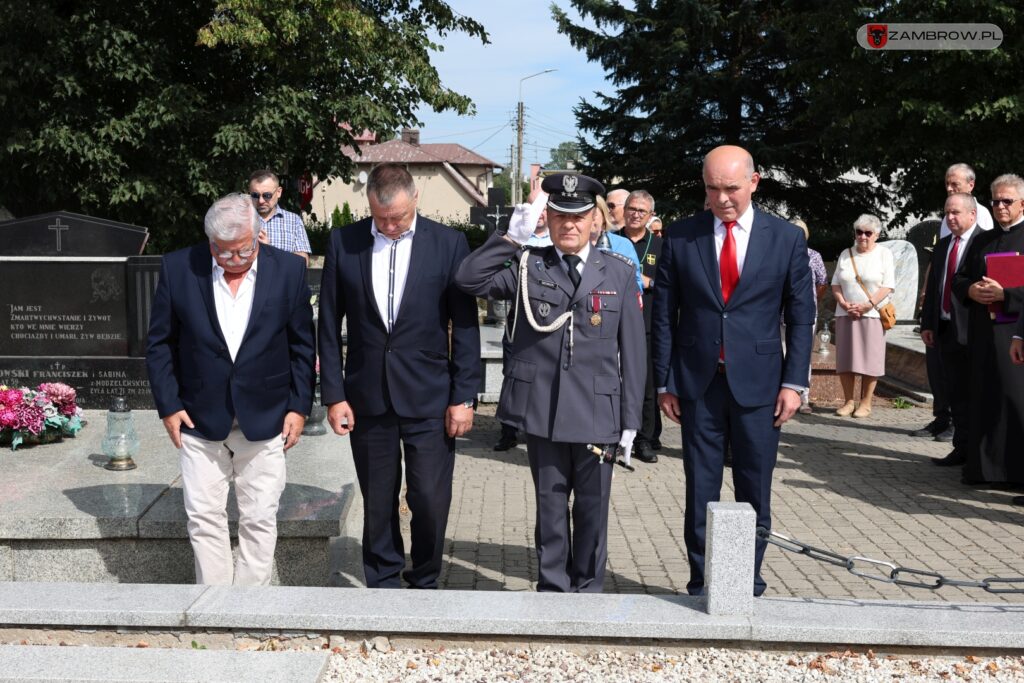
[461, 398, 477, 410]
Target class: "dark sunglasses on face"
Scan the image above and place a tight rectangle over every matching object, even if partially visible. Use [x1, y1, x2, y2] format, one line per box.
[250, 191, 275, 202]
[607, 203, 620, 209]
[854, 229, 875, 237]
[991, 198, 1020, 207]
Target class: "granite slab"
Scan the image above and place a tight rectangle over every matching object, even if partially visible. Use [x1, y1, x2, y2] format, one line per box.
[0, 645, 329, 683]
[0, 412, 180, 539]
[184, 586, 745, 639]
[0, 581, 204, 628]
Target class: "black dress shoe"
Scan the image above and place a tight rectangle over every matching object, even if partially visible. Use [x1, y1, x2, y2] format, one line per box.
[933, 425, 955, 442]
[493, 433, 518, 451]
[634, 444, 658, 463]
[651, 440, 662, 451]
[910, 419, 948, 437]
[931, 451, 966, 467]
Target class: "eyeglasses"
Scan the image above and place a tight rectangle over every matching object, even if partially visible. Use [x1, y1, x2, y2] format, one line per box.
[854, 229, 875, 237]
[250, 191, 275, 202]
[991, 198, 1021, 207]
[212, 238, 258, 261]
[626, 207, 651, 215]
[607, 202, 621, 209]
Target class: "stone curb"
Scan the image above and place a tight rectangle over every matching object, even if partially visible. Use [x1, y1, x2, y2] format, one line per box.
[2, 582, 1023, 650]
[0, 644, 329, 682]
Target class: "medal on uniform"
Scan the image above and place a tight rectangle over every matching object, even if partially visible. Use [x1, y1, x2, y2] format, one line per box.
[538, 302, 551, 317]
[590, 312, 602, 326]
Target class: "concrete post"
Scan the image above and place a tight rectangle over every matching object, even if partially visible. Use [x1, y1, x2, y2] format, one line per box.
[705, 502, 756, 616]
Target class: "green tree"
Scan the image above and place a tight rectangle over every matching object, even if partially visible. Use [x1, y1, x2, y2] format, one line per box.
[491, 172, 529, 205]
[0, 1, 486, 252]
[553, 1, 1024, 256]
[547, 141, 581, 170]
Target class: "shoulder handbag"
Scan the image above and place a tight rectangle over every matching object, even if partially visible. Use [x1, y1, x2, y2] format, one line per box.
[848, 248, 897, 330]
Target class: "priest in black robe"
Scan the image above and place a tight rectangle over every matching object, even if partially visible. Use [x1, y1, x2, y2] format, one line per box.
[953, 174, 1024, 487]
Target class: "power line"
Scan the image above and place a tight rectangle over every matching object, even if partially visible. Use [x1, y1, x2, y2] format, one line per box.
[470, 122, 511, 151]
[420, 123, 510, 141]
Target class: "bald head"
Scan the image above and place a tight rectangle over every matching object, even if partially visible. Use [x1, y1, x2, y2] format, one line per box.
[702, 145, 759, 222]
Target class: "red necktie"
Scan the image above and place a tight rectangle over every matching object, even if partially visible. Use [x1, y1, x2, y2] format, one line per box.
[720, 221, 739, 303]
[941, 236, 960, 316]
[720, 220, 739, 361]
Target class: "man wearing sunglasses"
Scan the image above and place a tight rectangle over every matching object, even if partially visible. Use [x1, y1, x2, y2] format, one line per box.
[249, 169, 312, 265]
[953, 174, 1024, 491]
[606, 188, 629, 231]
[146, 193, 316, 585]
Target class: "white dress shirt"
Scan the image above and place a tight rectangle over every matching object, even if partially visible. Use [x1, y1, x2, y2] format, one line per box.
[211, 256, 258, 362]
[553, 242, 591, 281]
[371, 216, 418, 331]
[713, 204, 754, 274]
[938, 224, 976, 320]
[940, 202, 993, 238]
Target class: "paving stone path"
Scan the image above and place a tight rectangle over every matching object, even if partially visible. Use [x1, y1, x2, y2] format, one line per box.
[404, 404, 1024, 602]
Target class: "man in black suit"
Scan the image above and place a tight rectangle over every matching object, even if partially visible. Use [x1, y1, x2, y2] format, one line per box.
[920, 193, 980, 467]
[318, 163, 481, 589]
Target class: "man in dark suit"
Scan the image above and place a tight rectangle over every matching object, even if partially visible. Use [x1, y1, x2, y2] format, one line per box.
[318, 163, 480, 589]
[920, 193, 980, 467]
[146, 193, 316, 585]
[652, 145, 815, 597]
[455, 174, 646, 593]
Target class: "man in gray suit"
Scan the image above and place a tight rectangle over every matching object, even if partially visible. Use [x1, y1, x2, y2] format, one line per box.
[455, 173, 646, 592]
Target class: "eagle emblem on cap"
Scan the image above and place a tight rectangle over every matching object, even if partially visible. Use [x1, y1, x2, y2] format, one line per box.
[562, 174, 579, 196]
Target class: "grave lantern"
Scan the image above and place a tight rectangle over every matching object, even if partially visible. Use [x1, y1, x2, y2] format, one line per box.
[102, 396, 139, 470]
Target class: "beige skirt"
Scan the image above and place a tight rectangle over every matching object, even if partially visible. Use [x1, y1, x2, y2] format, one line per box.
[835, 316, 885, 377]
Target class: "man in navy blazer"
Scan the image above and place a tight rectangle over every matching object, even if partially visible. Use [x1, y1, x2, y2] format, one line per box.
[147, 193, 316, 585]
[652, 145, 815, 596]
[318, 163, 480, 589]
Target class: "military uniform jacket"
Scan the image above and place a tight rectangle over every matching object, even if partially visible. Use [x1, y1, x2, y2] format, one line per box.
[455, 233, 646, 443]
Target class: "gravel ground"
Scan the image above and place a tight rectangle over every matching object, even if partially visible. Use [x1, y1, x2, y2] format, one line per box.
[323, 644, 1024, 682]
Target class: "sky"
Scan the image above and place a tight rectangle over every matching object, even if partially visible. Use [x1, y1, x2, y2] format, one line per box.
[413, 1, 615, 177]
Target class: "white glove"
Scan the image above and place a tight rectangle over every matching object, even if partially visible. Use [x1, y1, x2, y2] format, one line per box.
[505, 192, 548, 244]
[618, 428, 636, 467]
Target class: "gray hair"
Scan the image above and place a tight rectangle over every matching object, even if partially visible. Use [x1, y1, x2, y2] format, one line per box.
[991, 173, 1024, 197]
[367, 163, 417, 205]
[626, 189, 655, 213]
[946, 192, 977, 212]
[946, 163, 976, 183]
[852, 213, 882, 235]
[205, 193, 258, 242]
[607, 188, 630, 203]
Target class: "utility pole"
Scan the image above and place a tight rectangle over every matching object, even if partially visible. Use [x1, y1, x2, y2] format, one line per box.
[514, 69, 556, 205]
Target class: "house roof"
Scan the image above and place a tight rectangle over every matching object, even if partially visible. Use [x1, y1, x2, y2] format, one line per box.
[341, 139, 501, 206]
[343, 139, 502, 169]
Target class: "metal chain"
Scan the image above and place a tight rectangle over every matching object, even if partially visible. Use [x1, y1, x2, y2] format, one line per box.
[757, 527, 1024, 594]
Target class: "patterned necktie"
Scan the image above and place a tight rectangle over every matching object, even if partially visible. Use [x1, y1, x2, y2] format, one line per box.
[563, 254, 582, 290]
[941, 236, 960, 316]
[720, 221, 739, 303]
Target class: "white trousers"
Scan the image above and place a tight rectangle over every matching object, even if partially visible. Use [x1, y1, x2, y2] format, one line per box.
[179, 427, 286, 585]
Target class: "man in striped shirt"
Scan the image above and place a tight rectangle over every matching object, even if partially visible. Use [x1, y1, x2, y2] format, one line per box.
[249, 169, 312, 264]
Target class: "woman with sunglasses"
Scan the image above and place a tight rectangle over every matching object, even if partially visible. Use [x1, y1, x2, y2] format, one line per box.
[830, 214, 895, 417]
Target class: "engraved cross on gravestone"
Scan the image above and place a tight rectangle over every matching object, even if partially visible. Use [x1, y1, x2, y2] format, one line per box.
[48, 218, 70, 252]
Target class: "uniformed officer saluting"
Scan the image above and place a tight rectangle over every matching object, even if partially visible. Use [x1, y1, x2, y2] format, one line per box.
[455, 173, 646, 593]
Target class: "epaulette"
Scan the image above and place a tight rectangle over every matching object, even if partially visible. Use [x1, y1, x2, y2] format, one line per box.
[603, 250, 636, 269]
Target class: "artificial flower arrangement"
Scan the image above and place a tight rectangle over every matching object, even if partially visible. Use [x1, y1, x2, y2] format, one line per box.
[0, 382, 84, 450]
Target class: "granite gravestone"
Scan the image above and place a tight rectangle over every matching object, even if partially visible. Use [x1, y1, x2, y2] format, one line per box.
[0, 212, 159, 408]
[470, 188, 512, 325]
[878, 239, 919, 322]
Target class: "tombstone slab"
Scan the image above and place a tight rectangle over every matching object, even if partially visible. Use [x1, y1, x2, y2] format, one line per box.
[878, 239, 919, 321]
[0, 211, 148, 257]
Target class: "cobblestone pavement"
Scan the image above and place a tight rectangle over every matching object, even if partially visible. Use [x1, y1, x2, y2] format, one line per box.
[413, 403, 1024, 603]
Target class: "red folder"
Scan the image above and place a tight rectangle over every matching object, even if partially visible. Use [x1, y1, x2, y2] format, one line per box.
[985, 252, 1024, 322]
